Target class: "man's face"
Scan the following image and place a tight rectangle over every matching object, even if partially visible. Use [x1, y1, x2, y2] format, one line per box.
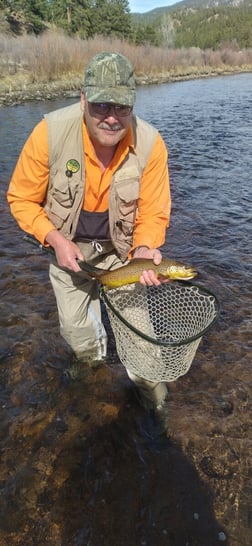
[81, 92, 133, 149]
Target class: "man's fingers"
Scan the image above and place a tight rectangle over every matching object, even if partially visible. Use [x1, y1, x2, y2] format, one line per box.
[152, 249, 162, 265]
[140, 269, 161, 286]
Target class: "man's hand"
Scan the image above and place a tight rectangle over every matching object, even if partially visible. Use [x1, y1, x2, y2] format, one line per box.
[45, 230, 84, 272]
[133, 246, 162, 286]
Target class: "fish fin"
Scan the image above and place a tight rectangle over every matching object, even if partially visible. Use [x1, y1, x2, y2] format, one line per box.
[158, 275, 170, 283]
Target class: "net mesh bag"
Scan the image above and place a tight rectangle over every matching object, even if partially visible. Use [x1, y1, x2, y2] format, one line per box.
[102, 281, 219, 382]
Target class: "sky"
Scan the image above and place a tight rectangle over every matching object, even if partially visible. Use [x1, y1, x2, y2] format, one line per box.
[128, 1, 176, 14]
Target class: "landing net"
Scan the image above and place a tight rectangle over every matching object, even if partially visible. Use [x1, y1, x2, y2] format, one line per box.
[102, 282, 220, 382]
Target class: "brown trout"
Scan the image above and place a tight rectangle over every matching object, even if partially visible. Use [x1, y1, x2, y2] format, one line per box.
[84, 258, 197, 289]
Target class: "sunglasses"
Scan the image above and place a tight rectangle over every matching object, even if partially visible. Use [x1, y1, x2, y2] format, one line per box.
[89, 102, 133, 117]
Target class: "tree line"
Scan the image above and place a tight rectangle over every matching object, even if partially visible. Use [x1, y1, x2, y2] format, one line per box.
[0, 0, 131, 38]
[0, 0, 252, 50]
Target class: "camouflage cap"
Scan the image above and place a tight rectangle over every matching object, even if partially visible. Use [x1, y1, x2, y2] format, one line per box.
[83, 52, 136, 106]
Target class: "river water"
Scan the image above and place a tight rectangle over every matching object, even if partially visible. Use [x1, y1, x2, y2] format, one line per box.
[0, 73, 251, 546]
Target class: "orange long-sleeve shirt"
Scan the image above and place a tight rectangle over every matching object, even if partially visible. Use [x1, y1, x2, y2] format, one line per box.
[7, 115, 171, 254]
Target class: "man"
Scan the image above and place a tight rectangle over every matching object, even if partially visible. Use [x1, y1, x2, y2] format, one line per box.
[7, 52, 171, 419]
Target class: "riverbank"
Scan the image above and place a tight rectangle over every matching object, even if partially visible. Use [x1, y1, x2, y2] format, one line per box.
[1, 31, 252, 107]
[1, 65, 252, 107]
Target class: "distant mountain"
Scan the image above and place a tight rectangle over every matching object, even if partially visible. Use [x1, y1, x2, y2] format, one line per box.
[131, 0, 252, 21]
[173, 0, 249, 8]
[131, 0, 252, 49]
[171, 0, 252, 8]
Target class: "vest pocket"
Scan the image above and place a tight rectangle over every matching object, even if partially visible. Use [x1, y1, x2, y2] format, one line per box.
[45, 174, 82, 229]
[45, 196, 71, 229]
[48, 173, 81, 206]
[114, 180, 139, 242]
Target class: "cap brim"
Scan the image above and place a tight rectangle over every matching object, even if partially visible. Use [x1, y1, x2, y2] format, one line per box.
[84, 86, 136, 106]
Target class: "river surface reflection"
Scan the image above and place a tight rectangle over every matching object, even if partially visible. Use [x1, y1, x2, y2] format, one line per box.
[0, 73, 251, 545]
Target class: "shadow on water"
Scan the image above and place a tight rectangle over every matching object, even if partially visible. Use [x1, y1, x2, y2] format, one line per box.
[57, 394, 227, 546]
[0, 349, 227, 546]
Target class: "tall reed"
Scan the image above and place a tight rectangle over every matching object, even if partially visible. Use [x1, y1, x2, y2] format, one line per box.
[1, 31, 252, 90]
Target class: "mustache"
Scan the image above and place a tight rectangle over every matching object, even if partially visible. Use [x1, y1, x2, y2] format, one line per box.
[98, 122, 122, 131]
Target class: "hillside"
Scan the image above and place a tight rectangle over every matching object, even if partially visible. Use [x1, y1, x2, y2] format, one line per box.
[131, 0, 252, 20]
[131, 0, 252, 49]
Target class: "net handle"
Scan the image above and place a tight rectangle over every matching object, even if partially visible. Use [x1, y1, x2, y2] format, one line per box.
[100, 281, 220, 348]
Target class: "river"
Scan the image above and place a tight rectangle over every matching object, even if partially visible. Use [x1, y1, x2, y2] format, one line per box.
[0, 73, 251, 546]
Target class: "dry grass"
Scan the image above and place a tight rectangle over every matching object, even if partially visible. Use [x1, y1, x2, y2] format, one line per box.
[1, 31, 252, 96]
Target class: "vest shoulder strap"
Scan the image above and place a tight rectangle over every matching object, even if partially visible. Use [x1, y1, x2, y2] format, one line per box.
[132, 116, 158, 171]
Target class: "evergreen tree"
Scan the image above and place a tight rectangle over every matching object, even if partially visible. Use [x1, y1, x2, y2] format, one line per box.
[2, 0, 50, 33]
[89, 0, 131, 39]
[132, 22, 161, 47]
[48, 0, 91, 37]
[2, 0, 49, 19]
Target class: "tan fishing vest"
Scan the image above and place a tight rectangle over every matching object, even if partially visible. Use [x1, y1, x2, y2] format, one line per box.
[44, 102, 157, 261]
